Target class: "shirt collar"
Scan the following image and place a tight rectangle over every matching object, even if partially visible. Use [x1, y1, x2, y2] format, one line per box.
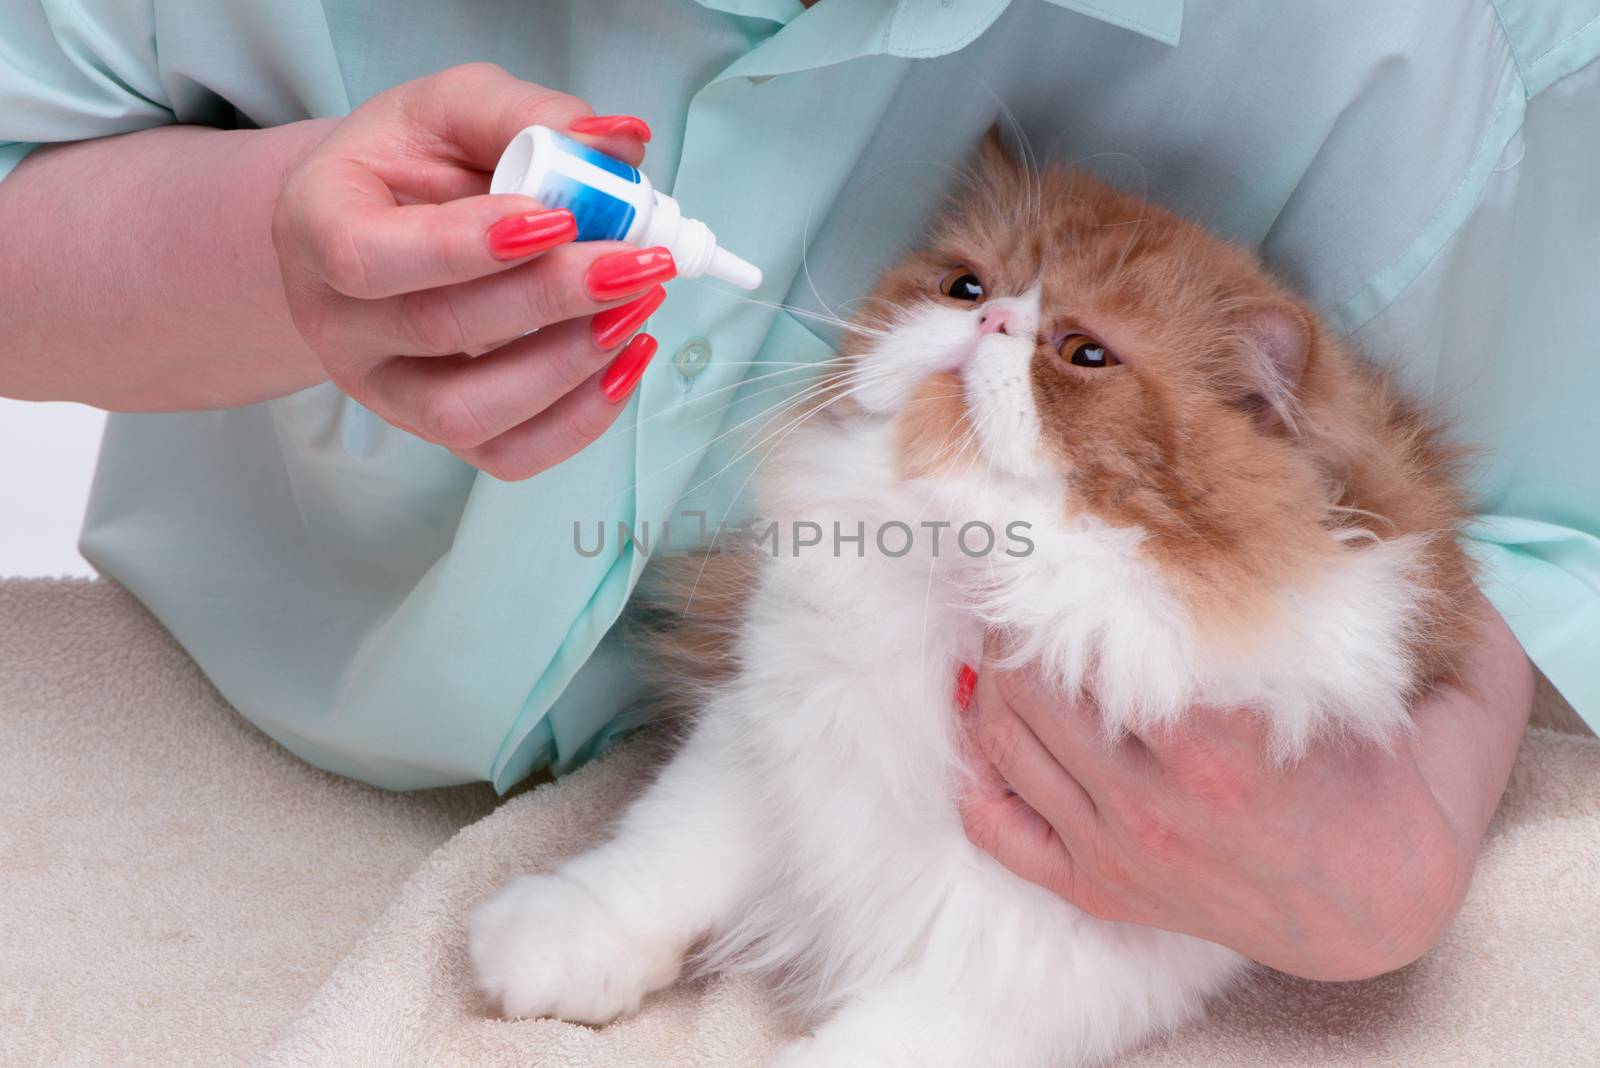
[701, 0, 1182, 83]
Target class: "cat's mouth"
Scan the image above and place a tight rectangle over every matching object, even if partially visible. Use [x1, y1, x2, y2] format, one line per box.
[929, 333, 983, 375]
[892, 330, 1038, 468]
[891, 370, 981, 481]
[938, 326, 1028, 376]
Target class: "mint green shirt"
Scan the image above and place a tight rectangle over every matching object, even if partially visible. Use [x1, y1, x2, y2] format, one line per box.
[3, 0, 1597, 789]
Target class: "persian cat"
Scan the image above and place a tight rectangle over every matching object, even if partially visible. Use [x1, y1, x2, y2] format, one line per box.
[468, 130, 1475, 1067]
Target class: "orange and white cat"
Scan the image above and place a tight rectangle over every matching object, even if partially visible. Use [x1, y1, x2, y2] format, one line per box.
[468, 130, 1474, 1067]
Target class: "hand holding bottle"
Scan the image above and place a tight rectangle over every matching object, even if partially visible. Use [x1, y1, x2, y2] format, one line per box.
[271, 63, 672, 479]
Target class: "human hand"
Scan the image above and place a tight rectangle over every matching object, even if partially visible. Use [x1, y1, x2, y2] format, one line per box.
[958, 604, 1533, 981]
[272, 63, 670, 479]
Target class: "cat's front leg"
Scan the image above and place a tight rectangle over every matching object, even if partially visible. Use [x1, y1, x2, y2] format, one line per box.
[468, 718, 757, 1023]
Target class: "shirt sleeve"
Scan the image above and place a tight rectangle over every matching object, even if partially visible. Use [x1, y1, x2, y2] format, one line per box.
[1340, 29, 1600, 729]
[0, 0, 174, 182]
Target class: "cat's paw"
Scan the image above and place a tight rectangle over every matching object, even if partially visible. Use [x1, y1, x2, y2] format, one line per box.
[467, 872, 683, 1024]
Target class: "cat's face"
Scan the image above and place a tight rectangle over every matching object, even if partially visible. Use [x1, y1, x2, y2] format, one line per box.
[841, 130, 1324, 560]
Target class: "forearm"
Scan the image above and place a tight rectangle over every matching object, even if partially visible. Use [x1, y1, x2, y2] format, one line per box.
[0, 120, 336, 410]
[1366, 603, 1534, 975]
[1413, 604, 1534, 875]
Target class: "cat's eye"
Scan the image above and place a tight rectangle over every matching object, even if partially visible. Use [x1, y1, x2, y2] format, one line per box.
[941, 267, 985, 302]
[1058, 335, 1119, 369]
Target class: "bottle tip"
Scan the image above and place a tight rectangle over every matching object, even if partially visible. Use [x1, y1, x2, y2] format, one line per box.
[707, 248, 763, 291]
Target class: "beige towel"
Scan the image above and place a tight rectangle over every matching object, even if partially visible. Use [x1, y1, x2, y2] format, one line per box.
[0, 579, 497, 1068]
[2, 579, 1595, 1067]
[264, 698, 1600, 1066]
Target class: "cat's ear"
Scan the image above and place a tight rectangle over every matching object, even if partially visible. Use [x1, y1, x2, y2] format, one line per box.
[1238, 302, 1311, 435]
[975, 122, 1021, 183]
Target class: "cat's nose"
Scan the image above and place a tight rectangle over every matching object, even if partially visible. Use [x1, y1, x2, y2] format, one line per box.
[978, 307, 1012, 336]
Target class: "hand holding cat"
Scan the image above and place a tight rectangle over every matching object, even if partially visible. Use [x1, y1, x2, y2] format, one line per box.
[959, 601, 1533, 982]
[271, 63, 669, 480]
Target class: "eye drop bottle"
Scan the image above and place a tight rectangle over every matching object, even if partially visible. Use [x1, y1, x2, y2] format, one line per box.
[491, 125, 763, 291]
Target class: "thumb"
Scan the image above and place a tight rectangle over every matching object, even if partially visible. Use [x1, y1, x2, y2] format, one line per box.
[395, 63, 645, 170]
[957, 718, 1083, 902]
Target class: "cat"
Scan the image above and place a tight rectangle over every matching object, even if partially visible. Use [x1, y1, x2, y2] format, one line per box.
[467, 128, 1476, 1067]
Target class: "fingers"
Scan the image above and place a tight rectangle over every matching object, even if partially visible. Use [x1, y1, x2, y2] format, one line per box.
[967, 668, 1100, 833]
[981, 655, 1137, 802]
[396, 63, 648, 170]
[285, 63, 654, 301]
[957, 682, 1085, 899]
[960, 780, 1081, 898]
[285, 154, 582, 299]
[318, 244, 674, 362]
[455, 334, 659, 481]
[360, 286, 665, 449]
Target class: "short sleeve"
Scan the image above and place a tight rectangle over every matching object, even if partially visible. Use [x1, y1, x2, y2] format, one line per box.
[0, 0, 174, 182]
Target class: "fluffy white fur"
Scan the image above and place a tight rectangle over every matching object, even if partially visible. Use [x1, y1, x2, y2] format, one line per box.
[469, 287, 1428, 1066]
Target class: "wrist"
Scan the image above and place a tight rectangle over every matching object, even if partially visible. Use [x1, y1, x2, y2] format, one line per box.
[224, 119, 341, 400]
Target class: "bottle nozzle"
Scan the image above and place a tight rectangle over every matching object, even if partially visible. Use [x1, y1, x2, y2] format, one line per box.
[707, 247, 763, 291]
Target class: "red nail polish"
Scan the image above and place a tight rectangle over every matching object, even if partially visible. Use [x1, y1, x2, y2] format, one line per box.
[592, 285, 667, 349]
[569, 114, 652, 142]
[955, 663, 978, 712]
[586, 247, 676, 301]
[487, 208, 577, 260]
[600, 333, 659, 403]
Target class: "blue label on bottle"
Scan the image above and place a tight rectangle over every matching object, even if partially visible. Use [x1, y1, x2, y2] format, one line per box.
[536, 173, 638, 242]
[551, 131, 641, 184]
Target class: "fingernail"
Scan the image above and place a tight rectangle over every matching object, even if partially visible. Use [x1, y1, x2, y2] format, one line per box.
[601, 333, 659, 403]
[592, 285, 667, 349]
[955, 663, 979, 713]
[586, 247, 676, 301]
[488, 208, 577, 260]
[569, 115, 652, 142]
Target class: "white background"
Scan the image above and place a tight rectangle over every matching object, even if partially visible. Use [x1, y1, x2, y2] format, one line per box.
[0, 399, 105, 577]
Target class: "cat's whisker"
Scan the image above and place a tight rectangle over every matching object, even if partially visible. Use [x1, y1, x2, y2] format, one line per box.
[574, 380, 840, 519]
[681, 377, 886, 613]
[796, 179, 852, 334]
[904, 408, 990, 679]
[535, 355, 856, 485]
[682, 282, 895, 341]
[615, 373, 849, 506]
[668, 363, 964, 509]
[614, 349, 892, 473]
[983, 81, 1045, 234]
[635, 360, 908, 511]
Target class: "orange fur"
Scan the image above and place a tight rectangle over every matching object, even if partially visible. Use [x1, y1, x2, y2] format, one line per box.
[858, 129, 1477, 690]
[637, 130, 1477, 701]
[627, 549, 760, 722]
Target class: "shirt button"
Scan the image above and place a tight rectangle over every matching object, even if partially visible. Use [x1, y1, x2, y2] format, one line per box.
[673, 338, 713, 383]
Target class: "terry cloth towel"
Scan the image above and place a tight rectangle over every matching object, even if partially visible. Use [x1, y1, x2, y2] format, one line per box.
[0, 579, 1595, 1067]
[263, 704, 1600, 1065]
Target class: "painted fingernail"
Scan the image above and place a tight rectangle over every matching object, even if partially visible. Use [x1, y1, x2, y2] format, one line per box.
[569, 114, 652, 142]
[488, 208, 577, 260]
[586, 247, 676, 301]
[601, 333, 659, 403]
[592, 285, 667, 349]
[955, 663, 979, 712]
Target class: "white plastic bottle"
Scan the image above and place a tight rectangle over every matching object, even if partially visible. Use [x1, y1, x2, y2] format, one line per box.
[491, 125, 763, 291]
